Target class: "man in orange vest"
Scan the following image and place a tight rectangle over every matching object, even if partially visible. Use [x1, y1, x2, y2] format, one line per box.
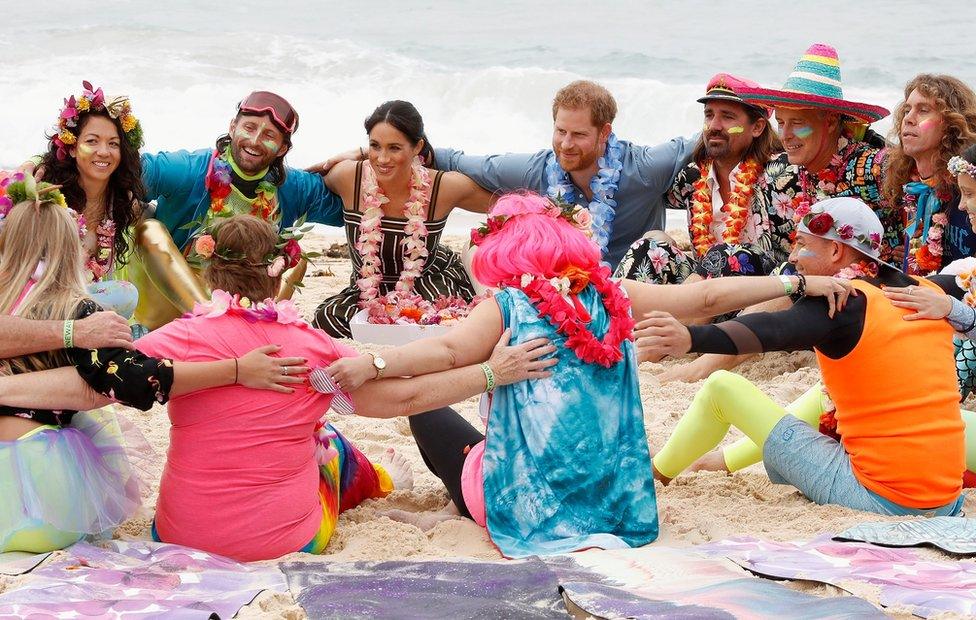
[639, 197, 970, 514]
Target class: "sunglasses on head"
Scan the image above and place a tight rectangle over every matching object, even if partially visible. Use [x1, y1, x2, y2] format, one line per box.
[238, 91, 299, 135]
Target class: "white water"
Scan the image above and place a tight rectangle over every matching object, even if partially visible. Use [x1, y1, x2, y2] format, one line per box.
[2, 1, 974, 232]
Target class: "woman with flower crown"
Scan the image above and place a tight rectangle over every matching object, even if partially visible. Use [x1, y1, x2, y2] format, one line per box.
[0, 182, 312, 554]
[312, 100, 495, 338]
[325, 192, 853, 556]
[27, 82, 150, 331]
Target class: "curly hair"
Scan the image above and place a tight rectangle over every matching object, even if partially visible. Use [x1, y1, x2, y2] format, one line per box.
[40, 110, 145, 265]
[203, 215, 280, 301]
[883, 74, 976, 207]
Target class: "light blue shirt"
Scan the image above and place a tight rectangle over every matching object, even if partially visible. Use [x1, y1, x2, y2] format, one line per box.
[435, 136, 694, 267]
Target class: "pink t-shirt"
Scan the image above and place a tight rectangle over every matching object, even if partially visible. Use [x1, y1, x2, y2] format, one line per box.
[136, 313, 356, 562]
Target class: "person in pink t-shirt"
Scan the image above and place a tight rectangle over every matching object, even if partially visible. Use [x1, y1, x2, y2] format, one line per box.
[11, 215, 548, 562]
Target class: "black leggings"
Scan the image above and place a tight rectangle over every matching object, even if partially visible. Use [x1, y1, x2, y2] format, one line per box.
[409, 407, 484, 519]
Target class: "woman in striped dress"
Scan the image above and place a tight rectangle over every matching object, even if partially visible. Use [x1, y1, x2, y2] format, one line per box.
[313, 101, 494, 338]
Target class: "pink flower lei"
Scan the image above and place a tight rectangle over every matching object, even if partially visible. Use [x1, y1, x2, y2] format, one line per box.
[187, 289, 304, 326]
[503, 265, 635, 368]
[355, 160, 431, 307]
[84, 218, 116, 282]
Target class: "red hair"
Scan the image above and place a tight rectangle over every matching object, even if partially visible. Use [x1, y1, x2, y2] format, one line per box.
[471, 192, 601, 287]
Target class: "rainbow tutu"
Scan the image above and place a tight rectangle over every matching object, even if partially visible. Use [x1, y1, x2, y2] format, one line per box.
[0, 408, 146, 552]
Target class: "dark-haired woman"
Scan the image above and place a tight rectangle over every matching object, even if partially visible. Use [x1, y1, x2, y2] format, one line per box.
[35, 82, 146, 324]
[313, 100, 494, 338]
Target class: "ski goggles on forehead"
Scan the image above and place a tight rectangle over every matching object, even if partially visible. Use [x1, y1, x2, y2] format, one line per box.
[238, 91, 299, 135]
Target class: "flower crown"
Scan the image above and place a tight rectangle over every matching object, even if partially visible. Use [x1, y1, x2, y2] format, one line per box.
[801, 208, 881, 253]
[0, 171, 84, 239]
[52, 81, 144, 161]
[469, 196, 593, 247]
[187, 214, 320, 279]
[948, 156, 976, 179]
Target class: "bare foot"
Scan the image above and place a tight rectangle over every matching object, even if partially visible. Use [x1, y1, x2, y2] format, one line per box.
[690, 450, 730, 474]
[380, 504, 462, 531]
[378, 448, 414, 491]
[652, 463, 672, 486]
[656, 363, 709, 384]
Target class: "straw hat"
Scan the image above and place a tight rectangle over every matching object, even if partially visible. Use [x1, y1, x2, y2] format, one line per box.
[736, 43, 889, 124]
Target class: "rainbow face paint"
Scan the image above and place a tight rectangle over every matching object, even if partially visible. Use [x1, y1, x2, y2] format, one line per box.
[793, 125, 814, 139]
[726, 126, 745, 134]
[261, 139, 280, 154]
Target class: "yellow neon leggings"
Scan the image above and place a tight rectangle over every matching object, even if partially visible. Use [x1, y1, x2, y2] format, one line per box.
[653, 371, 792, 479]
[719, 383, 976, 475]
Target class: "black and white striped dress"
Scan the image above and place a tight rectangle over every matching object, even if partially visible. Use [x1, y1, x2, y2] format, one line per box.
[312, 162, 476, 338]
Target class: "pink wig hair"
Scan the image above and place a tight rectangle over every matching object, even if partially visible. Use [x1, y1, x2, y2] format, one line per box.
[471, 192, 601, 287]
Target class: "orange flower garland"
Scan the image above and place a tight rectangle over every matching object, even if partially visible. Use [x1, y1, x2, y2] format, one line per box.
[689, 159, 762, 257]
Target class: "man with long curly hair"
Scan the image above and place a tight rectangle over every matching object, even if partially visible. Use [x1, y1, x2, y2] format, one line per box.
[883, 74, 976, 275]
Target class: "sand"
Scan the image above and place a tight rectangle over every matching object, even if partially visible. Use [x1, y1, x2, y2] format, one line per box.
[3, 231, 974, 618]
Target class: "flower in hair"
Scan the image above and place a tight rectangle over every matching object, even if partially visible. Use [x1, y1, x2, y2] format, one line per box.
[51, 81, 143, 161]
[267, 256, 287, 277]
[469, 196, 593, 247]
[194, 234, 216, 259]
[948, 156, 976, 179]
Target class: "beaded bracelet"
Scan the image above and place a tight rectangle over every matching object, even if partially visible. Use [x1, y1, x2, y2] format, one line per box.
[790, 273, 808, 302]
[62, 319, 75, 349]
[479, 362, 496, 392]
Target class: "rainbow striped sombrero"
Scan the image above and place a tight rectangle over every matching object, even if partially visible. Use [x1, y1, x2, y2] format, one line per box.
[736, 43, 889, 124]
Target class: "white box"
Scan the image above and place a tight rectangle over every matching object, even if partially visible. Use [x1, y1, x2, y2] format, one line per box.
[349, 309, 454, 345]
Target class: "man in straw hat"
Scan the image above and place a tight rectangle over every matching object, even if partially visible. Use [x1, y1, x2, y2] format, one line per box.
[637, 196, 973, 512]
[615, 73, 802, 286]
[737, 43, 898, 261]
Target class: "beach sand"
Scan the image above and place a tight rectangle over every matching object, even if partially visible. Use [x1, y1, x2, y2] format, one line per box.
[3, 231, 974, 618]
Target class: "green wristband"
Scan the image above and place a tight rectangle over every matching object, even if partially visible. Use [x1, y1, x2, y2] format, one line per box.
[62, 319, 75, 349]
[778, 274, 794, 296]
[480, 362, 496, 392]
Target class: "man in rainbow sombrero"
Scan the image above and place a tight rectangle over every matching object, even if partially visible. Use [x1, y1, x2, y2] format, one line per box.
[737, 43, 901, 262]
[615, 72, 802, 286]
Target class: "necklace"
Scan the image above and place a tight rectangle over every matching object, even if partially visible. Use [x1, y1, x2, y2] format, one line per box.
[355, 160, 431, 308]
[689, 159, 762, 256]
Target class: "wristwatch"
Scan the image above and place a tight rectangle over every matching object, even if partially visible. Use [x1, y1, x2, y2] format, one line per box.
[369, 353, 387, 378]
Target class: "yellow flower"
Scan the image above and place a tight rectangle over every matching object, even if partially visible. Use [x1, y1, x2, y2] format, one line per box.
[239, 297, 252, 308]
[77, 97, 90, 112]
[121, 114, 138, 132]
[59, 130, 76, 145]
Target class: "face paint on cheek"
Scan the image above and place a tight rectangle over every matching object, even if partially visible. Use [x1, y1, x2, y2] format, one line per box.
[261, 140, 279, 154]
[234, 127, 256, 142]
[793, 125, 814, 139]
[918, 118, 937, 132]
[76, 144, 95, 156]
[726, 126, 745, 134]
[797, 248, 817, 259]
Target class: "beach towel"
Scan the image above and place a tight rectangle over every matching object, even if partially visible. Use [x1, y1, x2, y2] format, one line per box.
[698, 535, 976, 618]
[481, 287, 657, 557]
[0, 551, 50, 576]
[834, 517, 976, 555]
[0, 541, 287, 619]
[280, 557, 572, 619]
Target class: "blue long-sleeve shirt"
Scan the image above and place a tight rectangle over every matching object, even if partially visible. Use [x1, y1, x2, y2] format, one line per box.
[434, 137, 694, 267]
[141, 149, 344, 250]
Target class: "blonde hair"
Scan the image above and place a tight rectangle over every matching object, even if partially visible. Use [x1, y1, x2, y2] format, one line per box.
[203, 215, 280, 301]
[552, 80, 618, 128]
[0, 200, 87, 374]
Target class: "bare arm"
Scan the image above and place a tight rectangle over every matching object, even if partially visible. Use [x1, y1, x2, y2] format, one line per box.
[623, 275, 853, 322]
[323, 159, 357, 204]
[0, 312, 133, 357]
[440, 171, 496, 214]
[0, 346, 309, 410]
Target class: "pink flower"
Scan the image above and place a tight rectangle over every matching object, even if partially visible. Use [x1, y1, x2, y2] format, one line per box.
[194, 234, 215, 259]
[794, 201, 812, 219]
[836, 224, 855, 240]
[932, 213, 949, 226]
[572, 207, 592, 230]
[274, 299, 301, 324]
[470, 228, 486, 246]
[267, 256, 286, 277]
[648, 247, 669, 273]
[869, 232, 881, 249]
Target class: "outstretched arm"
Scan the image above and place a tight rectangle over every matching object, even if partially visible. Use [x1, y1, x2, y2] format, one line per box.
[623, 274, 854, 323]
[441, 171, 496, 214]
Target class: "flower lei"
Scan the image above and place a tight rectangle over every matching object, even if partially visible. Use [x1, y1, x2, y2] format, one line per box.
[355, 160, 431, 308]
[53, 81, 143, 161]
[366, 291, 492, 325]
[504, 264, 634, 368]
[903, 176, 951, 275]
[188, 289, 303, 326]
[956, 265, 976, 308]
[818, 258, 879, 437]
[689, 159, 762, 257]
[793, 135, 855, 218]
[545, 133, 623, 259]
[205, 149, 278, 221]
[85, 219, 116, 282]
